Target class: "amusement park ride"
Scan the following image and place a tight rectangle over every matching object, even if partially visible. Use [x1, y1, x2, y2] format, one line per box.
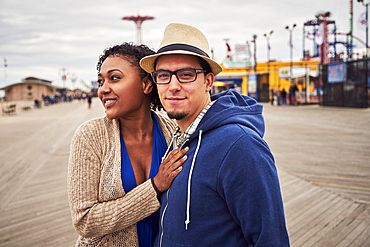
[122, 15, 154, 44]
[303, 0, 368, 63]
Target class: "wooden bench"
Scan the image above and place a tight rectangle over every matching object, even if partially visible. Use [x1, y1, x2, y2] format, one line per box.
[22, 106, 32, 111]
[2, 104, 16, 116]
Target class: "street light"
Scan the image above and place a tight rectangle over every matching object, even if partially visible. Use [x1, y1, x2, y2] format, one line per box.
[285, 24, 297, 79]
[263, 30, 273, 72]
[357, 0, 369, 104]
[251, 34, 257, 72]
[357, 0, 369, 56]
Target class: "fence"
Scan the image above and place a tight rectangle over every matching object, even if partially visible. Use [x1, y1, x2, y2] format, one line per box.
[319, 59, 369, 108]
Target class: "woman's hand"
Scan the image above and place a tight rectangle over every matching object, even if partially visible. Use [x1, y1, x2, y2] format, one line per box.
[152, 147, 189, 193]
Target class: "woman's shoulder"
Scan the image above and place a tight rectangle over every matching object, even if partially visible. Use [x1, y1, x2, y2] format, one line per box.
[74, 116, 118, 138]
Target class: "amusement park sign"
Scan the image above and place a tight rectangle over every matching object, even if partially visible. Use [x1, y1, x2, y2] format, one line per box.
[222, 59, 253, 69]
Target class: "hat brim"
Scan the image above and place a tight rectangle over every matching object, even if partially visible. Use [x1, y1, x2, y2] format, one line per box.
[140, 50, 223, 76]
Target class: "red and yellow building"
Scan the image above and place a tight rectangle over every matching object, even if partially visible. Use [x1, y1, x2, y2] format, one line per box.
[215, 60, 320, 103]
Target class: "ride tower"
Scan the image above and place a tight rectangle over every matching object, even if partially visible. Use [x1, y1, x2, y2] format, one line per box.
[122, 15, 154, 44]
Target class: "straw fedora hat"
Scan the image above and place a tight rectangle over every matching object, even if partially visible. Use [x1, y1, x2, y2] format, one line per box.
[140, 23, 223, 76]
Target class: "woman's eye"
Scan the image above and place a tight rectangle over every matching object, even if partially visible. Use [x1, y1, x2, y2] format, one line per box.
[97, 79, 104, 87]
[111, 76, 120, 81]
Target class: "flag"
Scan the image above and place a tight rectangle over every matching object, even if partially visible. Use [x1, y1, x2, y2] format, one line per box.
[226, 43, 231, 52]
[4, 58, 7, 67]
[226, 43, 232, 59]
[358, 12, 366, 31]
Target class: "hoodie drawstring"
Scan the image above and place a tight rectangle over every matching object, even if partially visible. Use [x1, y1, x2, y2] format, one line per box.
[185, 130, 203, 230]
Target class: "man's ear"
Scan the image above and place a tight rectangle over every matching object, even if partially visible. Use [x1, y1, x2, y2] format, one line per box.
[143, 76, 153, 95]
[205, 73, 215, 92]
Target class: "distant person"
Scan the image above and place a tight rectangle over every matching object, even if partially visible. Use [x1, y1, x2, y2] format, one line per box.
[289, 84, 298, 105]
[277, 86, 281, 106]
[281, 88, 287, 105]
[87, 92, 92, 109]
[68, 43, 188, 246]
[140, 23, 289, 246]
[34, 98, 41, 108]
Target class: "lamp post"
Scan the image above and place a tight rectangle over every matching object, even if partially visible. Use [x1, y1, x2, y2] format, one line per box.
[285, 24, 297, 79]
[358, 0, 369, 56]
[358, 0, 369, 107]
[263, 30, 273, 72]
[251, 34, 257, 72]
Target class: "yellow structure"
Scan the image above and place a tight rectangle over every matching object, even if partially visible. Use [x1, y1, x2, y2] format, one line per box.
[215, 60, 320, 101]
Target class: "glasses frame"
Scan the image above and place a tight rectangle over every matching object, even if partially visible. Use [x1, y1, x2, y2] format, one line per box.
[151, 68, 207, 85]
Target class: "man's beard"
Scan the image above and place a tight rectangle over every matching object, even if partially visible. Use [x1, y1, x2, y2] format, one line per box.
[167, 111, 188, 120]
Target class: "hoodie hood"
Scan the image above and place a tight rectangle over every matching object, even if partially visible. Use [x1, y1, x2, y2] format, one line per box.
[191, 89, 265, 141]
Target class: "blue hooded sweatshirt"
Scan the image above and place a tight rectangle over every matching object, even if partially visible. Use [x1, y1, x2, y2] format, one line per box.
[155, 89, 290, 247]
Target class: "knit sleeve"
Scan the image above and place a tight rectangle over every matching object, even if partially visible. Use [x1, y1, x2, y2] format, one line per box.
[67, 120, 160, 238]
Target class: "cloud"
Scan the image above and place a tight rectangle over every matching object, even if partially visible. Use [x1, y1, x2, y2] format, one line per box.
[0, 0, 366, 91]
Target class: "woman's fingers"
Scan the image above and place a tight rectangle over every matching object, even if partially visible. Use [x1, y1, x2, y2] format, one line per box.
[153, 147, 189, 192]
[163, 147, 189, 171]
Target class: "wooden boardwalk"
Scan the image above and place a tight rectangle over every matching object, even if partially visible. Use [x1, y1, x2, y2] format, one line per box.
[0, 100, 369, 246]
[263, 104, 370, 246]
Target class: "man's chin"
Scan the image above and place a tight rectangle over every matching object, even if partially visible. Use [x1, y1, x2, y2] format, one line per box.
[167, 111, 188, 120]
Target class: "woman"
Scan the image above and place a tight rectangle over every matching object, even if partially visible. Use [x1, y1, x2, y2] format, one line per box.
[68, 43, 188, 247]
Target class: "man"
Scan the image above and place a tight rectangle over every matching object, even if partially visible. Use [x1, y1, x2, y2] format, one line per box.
[140, 23, 289, 247]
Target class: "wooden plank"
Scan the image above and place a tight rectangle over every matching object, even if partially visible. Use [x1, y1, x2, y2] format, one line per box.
[337, 207, 370, 247]
[287, 192, 338, 237]
[311, 204, 368, 247]
[292, 198, 356, 246]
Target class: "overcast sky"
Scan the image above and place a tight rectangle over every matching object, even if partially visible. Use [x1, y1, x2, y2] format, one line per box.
[0, 0, 367, 92]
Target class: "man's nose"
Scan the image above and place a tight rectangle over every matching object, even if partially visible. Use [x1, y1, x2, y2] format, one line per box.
[168, 74, 181, 91]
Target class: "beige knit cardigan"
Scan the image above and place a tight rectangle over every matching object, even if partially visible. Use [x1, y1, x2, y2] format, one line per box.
[68, 112, 176, 247]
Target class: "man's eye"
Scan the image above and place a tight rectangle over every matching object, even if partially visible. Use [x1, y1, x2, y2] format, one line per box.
[181, 73, 192, 77]
[158, 73, 169, 79]
[179, 71, 194, 78]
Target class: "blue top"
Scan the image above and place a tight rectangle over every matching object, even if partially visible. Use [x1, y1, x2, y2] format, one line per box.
[120, 112, 167, 247]
[155, 89, 290, 246]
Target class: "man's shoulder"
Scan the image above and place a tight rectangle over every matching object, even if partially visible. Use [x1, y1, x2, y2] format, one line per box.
[210, 122, 260, 138]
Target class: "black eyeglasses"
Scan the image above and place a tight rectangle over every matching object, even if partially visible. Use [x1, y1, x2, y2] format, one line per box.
[151, 68, 207, 84]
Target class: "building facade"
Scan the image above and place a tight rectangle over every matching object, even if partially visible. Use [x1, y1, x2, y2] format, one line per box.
[0, 77, 58, 101]
[215, 60, 320, 103]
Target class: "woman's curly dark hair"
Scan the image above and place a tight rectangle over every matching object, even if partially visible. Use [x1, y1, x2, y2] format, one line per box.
[97, 42, 163, 111]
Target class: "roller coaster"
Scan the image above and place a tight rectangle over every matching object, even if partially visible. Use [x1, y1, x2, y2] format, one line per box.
[303, 10, 367, 62]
